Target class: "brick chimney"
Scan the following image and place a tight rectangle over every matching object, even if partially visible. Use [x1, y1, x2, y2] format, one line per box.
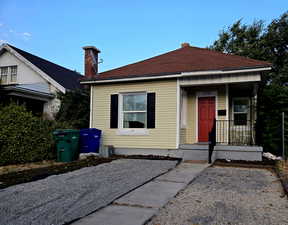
[181, 42, 190, 48]
[83, 46, 101, 78]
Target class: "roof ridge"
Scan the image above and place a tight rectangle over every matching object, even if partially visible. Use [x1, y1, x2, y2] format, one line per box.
[99, 47, 182, 75]
[186, 45, 270, 64]
[99, 45, 270, 76]
[5, 44, 82, 90]
[7, 44, 82, 75]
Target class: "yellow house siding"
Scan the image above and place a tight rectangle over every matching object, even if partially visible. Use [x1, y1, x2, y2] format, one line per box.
[91, 79, 178, 149]
[180, 128, 187, 144]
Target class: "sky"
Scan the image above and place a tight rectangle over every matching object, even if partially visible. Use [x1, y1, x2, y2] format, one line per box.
[0, 0, 287, 74]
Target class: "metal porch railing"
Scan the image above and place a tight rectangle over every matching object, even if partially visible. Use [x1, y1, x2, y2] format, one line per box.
[215, 120, 256, 146]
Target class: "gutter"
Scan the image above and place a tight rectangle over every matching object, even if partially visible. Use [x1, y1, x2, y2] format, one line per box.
[80, 66, 272, 85]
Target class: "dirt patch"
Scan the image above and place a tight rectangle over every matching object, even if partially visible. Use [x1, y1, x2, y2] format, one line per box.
[0, 160, 64, 175]
[0, 157, 112, 189]
[213, 159, 276, 169]
[112, 154, 180, 161]
[0, 155, 180, 189]
[275, 160, 288, 195]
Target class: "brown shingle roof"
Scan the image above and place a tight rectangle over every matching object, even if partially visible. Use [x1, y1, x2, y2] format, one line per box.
[93, 45, 271, 81]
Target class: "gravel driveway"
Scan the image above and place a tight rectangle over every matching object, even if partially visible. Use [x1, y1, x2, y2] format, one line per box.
[148, 166, 288, 225]
[0, 159, 177, 225]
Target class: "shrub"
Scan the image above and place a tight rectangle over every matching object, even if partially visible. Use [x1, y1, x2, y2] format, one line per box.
[56, 89, 90, 129]
[0, 103, 70, 166]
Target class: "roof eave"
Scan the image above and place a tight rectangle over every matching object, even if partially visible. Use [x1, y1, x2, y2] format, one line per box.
[80, 66, 272, 85]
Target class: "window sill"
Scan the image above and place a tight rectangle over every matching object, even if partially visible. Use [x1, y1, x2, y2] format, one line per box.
[116, 129, 149, 136]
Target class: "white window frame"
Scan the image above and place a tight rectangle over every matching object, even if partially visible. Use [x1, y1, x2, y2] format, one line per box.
[0, 65, 18, 84]
[116, 92, 149, 136]
[10, 65, 17, 83]
[0, 66, 9, 84]
[232, 97, 250, 127]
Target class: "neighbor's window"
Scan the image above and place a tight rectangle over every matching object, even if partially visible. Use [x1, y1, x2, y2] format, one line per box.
[10, 66, 17, 83]
[122, 93, 147, 128]
[0, 66, 8, 84]
[233, 98, 249, 126]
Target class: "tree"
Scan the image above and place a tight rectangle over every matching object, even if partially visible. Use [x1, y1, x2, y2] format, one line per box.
[210, 12, 288, 155]
[56, 89, 90, 129]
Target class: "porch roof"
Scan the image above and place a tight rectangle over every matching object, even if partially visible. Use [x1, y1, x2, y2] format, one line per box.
[2, 84, 54, 101]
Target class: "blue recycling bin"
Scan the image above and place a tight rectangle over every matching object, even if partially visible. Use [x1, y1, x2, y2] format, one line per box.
[79, 128, 102, 154]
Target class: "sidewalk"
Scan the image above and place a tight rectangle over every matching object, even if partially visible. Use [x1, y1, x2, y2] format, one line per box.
[73, 162, 209, 225]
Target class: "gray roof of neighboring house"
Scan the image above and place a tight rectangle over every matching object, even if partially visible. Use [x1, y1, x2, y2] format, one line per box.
[7, 44, 83, 90]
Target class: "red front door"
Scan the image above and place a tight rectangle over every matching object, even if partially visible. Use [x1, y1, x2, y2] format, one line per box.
[198, 97, 215, 142]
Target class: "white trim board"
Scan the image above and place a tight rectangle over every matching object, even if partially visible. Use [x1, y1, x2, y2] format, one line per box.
[89, 85, 93, 128]
[225, 84, 229, 143]
[176, 78, 180, 148]
[81, 67, 271, 85]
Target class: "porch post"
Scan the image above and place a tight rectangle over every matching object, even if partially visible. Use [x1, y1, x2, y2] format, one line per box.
[225, 84, 229, 144]
[252, 83, 258, 145]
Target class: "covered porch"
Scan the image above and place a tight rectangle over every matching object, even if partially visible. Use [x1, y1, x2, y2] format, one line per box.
[178, 75, 262, 161]
[0, 84, 54, 117]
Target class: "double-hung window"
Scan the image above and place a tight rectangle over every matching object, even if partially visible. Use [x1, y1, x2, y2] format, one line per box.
[10, 66, 17, 83]
[0, 66, 17, 84]
[233, 98, 249, 126]
[122, 93, 147, 128]
[0, 67, 8, 84]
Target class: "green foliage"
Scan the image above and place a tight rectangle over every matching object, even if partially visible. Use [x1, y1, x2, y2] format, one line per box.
[0, 103, 70, 166]
[210, 12, 288, 155]
[56, 89, 90, 129]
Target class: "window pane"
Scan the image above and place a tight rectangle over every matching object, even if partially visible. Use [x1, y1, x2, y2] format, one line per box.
[1, 75, 7, 84]
[123, 112, 146, 128]
[233, 99, 249, 113]
[11, 74, 17, 82]
[234, 113, 247, 125]
[123, 94, 146, 111]
[10, 66, 17, 75]
[1, 67, 8, 76]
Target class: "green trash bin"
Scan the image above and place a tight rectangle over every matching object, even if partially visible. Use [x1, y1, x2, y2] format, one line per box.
[53, 129, 79, 162]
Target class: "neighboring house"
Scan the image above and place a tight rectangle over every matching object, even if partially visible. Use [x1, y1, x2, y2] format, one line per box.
[0, 43, 82, 119]
[81, 43, 271, 161]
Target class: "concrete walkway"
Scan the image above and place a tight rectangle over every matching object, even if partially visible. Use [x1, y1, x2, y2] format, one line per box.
[73, 162, 209, 225]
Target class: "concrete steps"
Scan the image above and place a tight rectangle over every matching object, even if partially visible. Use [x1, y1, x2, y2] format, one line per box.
[180, 144, 209, 161]
[180, 144, 263, 161]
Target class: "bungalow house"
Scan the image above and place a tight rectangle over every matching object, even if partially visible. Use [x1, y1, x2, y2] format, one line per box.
[81, 43, 271, 161]
[0, 43, 82, 119]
